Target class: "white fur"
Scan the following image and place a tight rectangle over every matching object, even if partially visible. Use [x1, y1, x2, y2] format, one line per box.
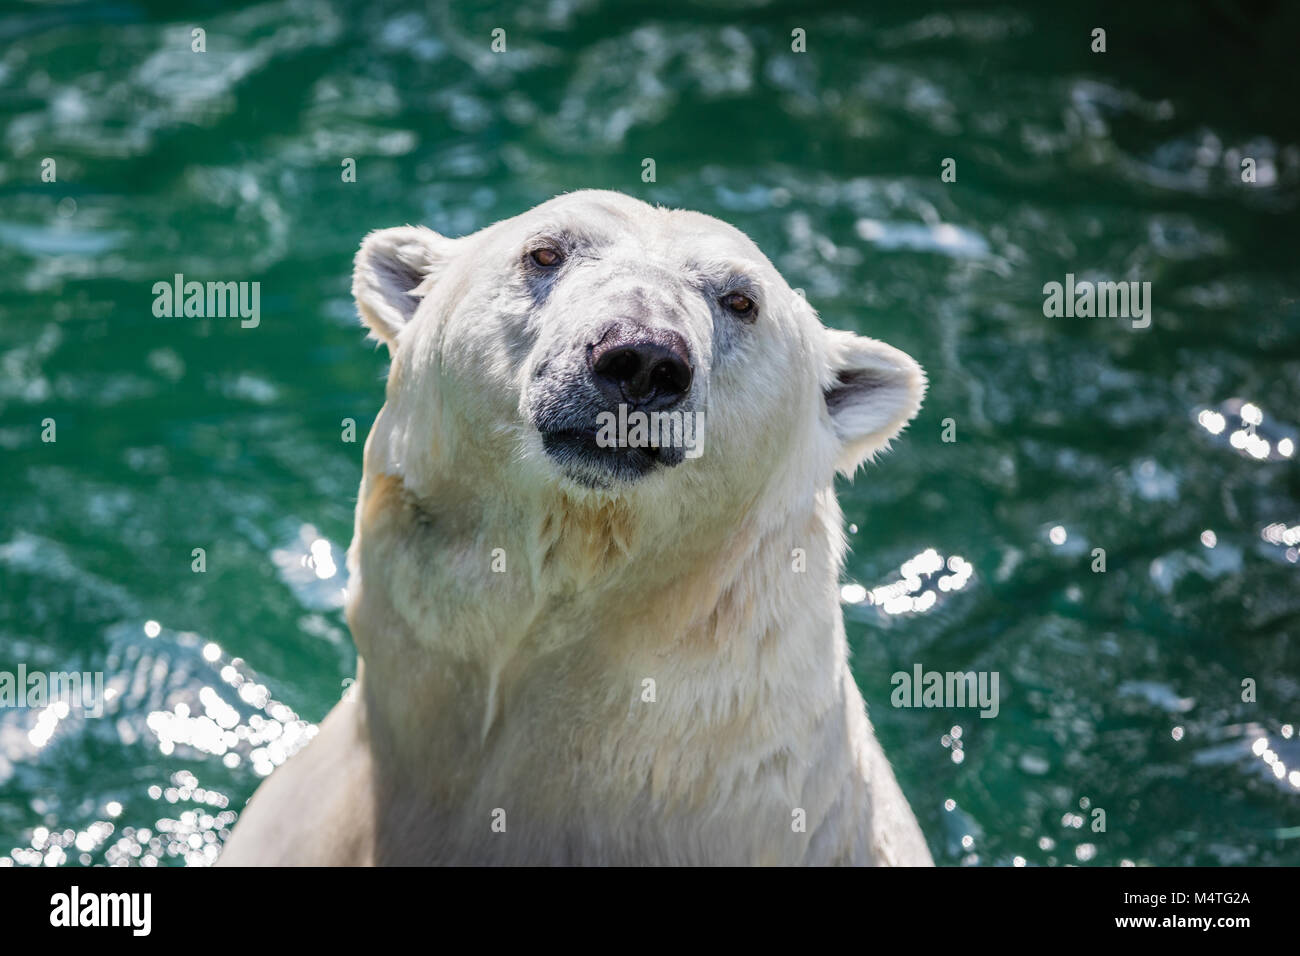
[220, 190, 931, 866]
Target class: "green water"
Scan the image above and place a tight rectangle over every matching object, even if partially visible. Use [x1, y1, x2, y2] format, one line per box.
[1, 0, 1298, 866]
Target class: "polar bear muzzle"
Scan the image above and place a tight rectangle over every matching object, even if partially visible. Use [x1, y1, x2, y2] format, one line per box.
[588, 322, 693, 412]
[531, 318, 698, 487]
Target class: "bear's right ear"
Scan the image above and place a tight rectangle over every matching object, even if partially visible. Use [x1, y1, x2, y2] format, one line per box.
[351, 226, 457, 349]
[822, 327, 926, 476]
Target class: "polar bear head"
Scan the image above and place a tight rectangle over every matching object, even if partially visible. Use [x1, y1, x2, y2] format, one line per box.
[351, 190, 923, 532]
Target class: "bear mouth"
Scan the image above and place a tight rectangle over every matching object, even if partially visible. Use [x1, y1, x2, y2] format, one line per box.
[540, 428, 669, 488]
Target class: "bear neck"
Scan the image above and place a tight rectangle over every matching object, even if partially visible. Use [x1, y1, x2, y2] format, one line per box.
[345, 460, 864, 813]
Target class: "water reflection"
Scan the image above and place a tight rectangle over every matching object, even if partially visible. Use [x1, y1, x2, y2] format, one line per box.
[1198, 399, 1297, 462]
[841, 548, 975, 617]
[1, 621, 316, 867]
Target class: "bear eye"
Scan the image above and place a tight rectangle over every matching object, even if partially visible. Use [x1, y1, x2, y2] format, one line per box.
[722, 292, 756, 318]
[530, 247, 563, 268]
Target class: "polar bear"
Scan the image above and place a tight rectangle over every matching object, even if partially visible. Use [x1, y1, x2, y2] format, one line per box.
[219, 190, 932, 866]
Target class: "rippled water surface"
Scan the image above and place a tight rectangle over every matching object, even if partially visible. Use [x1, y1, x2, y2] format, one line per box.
[1, 0, 1298, 866]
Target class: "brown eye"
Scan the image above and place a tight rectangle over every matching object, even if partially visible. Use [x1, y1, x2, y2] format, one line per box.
[722, 292, 755, 317]
[530, 247, 562, 268]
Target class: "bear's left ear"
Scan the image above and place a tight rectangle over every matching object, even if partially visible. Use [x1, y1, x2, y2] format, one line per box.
[352, 225, 458, 350]
[822, 328, 926, 476]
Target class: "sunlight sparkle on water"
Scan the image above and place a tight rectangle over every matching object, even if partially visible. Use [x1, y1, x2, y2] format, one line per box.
[843, 548, 974, 616]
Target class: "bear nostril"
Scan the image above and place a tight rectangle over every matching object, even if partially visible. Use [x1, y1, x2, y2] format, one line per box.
[649, 357, 690, 396]
[590, 331, 692, 409]
[594, 348, 643, 386]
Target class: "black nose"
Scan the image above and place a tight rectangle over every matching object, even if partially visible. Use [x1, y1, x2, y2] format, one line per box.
[589, 325, 692, 410]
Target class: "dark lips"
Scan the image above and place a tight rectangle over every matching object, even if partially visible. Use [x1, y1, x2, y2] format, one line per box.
[540, 428, 665, 486]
